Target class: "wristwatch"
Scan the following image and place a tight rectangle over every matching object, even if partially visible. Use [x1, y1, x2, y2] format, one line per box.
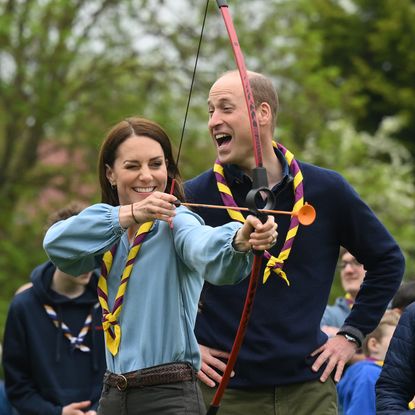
[338, 332, 360, 347]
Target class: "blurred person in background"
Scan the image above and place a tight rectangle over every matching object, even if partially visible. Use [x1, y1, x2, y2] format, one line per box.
[2, 203, 106, 415]
[337, 310, 400, 415]
[390, 280, 415, 314]
[321, 249, 366, 337]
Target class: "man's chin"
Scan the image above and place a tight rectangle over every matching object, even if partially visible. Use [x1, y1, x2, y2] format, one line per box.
[216, 150, 233, 164]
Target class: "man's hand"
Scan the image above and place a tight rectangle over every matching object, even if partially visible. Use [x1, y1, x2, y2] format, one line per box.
[310, 335, 358, 382]
[62, 401, 92, 415]
[197, 344, 235, 387]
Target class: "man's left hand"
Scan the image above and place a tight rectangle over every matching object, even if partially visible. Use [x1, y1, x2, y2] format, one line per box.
[310, 335, 358, 382]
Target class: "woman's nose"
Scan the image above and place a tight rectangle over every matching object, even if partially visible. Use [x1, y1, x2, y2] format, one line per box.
[138, 167, 152, 181]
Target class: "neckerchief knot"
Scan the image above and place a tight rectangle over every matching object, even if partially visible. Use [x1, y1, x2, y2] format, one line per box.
[43, 303, 94, 352]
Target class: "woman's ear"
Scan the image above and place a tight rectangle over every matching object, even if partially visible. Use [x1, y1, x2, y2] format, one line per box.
[105, 163, 115, 186]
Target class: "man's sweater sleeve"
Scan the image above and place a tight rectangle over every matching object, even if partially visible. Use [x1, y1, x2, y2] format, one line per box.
[337, 175, 405, 338]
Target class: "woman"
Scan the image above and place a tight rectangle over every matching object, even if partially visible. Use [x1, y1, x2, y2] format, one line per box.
[43, 117, 277, 415]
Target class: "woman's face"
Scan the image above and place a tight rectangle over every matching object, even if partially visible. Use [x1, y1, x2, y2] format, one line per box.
[105, 135, 168, 205]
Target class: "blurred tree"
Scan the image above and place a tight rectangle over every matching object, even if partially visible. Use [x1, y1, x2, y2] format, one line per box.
[302, 116, 415, 299]
[0, 0, 413, 334]
[312, 0, 415, 158]
[0, 0, 213, 334]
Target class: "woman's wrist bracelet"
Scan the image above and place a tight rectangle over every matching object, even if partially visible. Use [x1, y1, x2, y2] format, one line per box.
[130, 203, 140, 224]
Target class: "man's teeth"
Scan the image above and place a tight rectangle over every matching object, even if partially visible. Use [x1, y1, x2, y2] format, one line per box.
[215, 134, 232, 146]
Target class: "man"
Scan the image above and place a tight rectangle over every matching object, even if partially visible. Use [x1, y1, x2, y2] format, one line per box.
[184, 70, 405, 414]
[2, 204, 106, 415]
[321, 249, 366, 338]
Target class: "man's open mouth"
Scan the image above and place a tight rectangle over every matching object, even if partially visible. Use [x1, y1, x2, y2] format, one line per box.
[215, 133, 232, 147]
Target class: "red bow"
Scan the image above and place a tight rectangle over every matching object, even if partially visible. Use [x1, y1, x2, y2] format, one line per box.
[206, 2, 274, 414]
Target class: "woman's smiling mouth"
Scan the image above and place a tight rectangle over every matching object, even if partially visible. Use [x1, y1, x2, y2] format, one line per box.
[133, 187, 156, 193]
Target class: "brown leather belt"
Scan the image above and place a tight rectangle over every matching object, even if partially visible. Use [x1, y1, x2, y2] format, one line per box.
[104, 363, 195, 391]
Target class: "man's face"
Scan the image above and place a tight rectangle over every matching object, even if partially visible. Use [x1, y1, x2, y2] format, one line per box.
[207, 73, 256, 172]
[339, 251, 365, 298]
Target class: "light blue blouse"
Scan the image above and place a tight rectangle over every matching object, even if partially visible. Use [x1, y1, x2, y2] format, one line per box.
[43, 204, 253, 374]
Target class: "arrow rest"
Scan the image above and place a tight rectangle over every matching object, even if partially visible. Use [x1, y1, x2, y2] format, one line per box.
[246, 166, 276, 232]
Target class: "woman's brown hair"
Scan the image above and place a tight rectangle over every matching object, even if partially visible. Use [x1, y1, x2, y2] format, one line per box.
[98, 117, 185, 206]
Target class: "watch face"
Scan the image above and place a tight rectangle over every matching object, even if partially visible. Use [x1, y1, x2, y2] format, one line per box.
[344, 334, 358, 344]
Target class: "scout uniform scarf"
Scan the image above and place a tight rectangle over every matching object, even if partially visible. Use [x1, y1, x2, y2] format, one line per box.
[214, 141, 304, 284]
[98, 221, 153, 356]
[44, 303, 97, 352]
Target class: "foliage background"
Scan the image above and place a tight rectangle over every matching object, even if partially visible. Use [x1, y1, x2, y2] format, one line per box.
[1, 0, 414, 358]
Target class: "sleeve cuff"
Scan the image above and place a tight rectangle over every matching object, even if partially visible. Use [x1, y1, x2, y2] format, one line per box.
[337, 325, 364, 348]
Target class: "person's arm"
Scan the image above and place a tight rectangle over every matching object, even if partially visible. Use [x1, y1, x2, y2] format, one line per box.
[2, 301, 62, 415]
[311, 175, 405, 382]
[43, 203, 125, 276]
[339, 178, 404, 339]
[172, 208, 276, 285]
[376, 305, 415, 413]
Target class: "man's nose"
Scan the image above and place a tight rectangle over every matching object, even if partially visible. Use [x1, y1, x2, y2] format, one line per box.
[208, 110, 222, 129]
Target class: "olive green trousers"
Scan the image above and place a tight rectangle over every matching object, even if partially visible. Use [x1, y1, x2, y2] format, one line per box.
[200, 378, 338, 415]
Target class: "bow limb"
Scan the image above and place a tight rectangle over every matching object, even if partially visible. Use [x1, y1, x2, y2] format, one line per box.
[206, 2, 274, 414]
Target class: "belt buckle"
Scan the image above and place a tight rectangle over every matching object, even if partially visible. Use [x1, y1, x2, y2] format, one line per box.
[116, 374, 128, 391]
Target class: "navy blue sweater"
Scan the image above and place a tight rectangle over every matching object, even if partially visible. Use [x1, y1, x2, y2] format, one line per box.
[185, 156, 404, 388]
[2, 261, 106, 415]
